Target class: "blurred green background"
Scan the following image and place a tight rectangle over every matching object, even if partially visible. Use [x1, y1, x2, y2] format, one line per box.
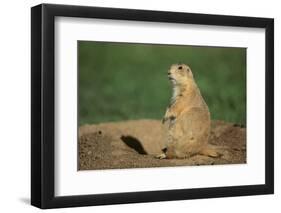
[79, 41, 246, 126]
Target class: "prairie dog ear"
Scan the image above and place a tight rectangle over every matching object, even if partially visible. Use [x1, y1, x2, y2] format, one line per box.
[185, 65, 193, 75]
[184, 64, 191, 71]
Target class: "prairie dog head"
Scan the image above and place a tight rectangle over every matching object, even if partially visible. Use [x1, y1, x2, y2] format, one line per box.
[167, 64, 193, 86]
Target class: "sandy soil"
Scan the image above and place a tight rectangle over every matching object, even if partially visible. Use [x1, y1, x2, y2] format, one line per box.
[79, 120, 246, 170]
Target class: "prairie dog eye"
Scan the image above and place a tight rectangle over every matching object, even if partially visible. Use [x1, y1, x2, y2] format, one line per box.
[178, 66, 183, 70]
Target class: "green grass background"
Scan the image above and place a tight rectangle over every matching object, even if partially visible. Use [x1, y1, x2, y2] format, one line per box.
[79, 41, 246, 126]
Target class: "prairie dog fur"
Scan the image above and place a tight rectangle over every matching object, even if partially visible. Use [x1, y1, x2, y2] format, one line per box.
[158, 63, 219, 159]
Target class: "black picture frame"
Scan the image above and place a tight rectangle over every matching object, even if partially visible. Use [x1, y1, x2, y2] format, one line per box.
[31, 3, 274, 209]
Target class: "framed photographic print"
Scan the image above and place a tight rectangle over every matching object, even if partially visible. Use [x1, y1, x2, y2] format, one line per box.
[31, 3, 274, 209]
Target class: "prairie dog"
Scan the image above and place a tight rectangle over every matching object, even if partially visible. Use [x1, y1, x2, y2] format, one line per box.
[158, 63, 219, 159]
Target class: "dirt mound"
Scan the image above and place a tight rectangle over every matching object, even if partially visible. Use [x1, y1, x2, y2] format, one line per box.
[79, 120, 246, 170]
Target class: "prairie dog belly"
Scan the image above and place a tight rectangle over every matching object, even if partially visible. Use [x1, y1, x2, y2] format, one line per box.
[165, 107, 210, 158]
